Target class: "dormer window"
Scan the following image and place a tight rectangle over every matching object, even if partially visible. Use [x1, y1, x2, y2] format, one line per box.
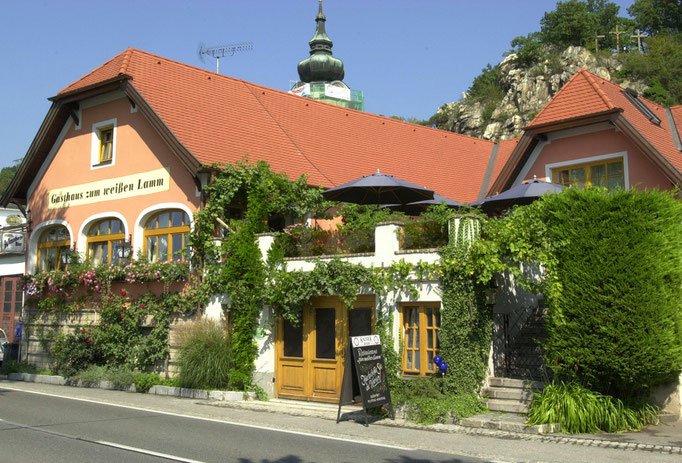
[623, 88, 661, 125]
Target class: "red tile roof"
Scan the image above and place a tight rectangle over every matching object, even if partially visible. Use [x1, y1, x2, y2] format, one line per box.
[527, 69, 615, 127]
[58, 48, 495, 203]
[525, 68, 682, 179]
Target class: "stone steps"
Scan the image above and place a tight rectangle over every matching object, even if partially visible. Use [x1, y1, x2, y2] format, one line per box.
[484, 377, 543, 414]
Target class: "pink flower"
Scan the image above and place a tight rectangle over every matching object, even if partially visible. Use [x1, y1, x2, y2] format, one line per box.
[120, 289, 127, 297]
[121, 314, 125, 319]
[107, 297, 112, 302]
[140, 304, 146, 309]
[152, 323, 157, 328]
[86, 337, 92, 345]
[81, 328, 86, 334]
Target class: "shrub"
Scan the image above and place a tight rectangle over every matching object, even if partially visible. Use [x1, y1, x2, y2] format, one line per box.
[134, 373, 164, 393]
[402, 219, 448, 250]
[527, 382, 660, 433]
[391, 377, 487, 425]
[539, 188, 682, 400]
[176, 319, 232, 390]
[104, 365, 138, 388]
[51, 327, 103, 377]
[73, 365, 107, 384]
[1, 361, 38, 375]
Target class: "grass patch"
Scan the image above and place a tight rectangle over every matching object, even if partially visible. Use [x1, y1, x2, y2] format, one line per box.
[176, 319, 233, 390]
[527, 382, 660, 433]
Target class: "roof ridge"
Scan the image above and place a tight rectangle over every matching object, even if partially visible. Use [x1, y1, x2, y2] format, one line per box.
[240, 79, 493, 144]
[119, 47, 133, 75]
[580, 68, 615, 110]
[527, 69, 586, 126]
[59, 49, 132, 94]
[119, 48, 493, 145]
[585, 68, 669, 113]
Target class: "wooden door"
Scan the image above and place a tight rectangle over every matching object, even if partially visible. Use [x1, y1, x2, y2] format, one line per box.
[275, 295, 374, 402]
[0, 276, 22, 342]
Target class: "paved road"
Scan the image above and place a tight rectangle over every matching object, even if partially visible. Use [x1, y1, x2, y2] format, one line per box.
[0, 387, 485, 463]
[1, 381, 680, 463]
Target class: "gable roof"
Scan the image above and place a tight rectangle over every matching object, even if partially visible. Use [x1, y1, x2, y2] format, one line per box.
[44, 48, 496, 204]
[490, 68, 682, 194]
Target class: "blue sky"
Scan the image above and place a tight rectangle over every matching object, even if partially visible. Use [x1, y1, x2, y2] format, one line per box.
[0, 0, 635, 169]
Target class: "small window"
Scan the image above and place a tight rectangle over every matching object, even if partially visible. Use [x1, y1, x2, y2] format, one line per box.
[91, 119, 116, 168]
[401, 303, 441, 376]
[99, 127, 113, 163]
[553, 158, 625, 191]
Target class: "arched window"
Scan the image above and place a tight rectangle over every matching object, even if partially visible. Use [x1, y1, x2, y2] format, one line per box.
[87, 218, 125, 266]
[144, 210, 190, 262]
[37, 226, 70, 272]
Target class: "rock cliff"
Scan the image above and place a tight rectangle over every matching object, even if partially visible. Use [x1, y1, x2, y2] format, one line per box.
[433, 46, 648, 141]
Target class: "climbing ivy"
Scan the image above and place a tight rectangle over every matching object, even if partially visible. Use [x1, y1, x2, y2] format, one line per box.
[438, 217, 492, 394]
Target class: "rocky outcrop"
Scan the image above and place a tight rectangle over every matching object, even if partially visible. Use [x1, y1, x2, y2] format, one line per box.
[434, 46, 648, 140]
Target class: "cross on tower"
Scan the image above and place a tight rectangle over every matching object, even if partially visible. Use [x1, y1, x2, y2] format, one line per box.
[595, 33, 606, 52]
[631, 29, 649, 54]
[610, 25, 626, 54]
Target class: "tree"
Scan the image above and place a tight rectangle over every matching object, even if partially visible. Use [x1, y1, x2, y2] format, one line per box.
[541, 0, 597, 47]
[622, 33, 682, 105]
[0, 161, 20, 197]
[628, 0, 682, 35]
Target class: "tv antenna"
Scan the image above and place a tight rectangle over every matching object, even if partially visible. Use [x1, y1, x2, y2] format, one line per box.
[198, 42, 253, 74]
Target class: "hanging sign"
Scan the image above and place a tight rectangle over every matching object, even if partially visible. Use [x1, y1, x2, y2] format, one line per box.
[47, 167, 171, 209]
[337, 335, 394, 426]
[1, 232, 25, 253]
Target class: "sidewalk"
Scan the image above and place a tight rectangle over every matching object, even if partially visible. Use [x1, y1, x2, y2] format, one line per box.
[1, 375, 681, 458]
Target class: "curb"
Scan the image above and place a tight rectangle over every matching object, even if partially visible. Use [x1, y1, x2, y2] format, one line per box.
[5, 372, 254, 402]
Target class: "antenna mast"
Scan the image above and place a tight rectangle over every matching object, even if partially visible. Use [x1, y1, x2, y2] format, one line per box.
[198, 42, 253, 73]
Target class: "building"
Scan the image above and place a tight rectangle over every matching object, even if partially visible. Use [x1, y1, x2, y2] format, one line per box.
[0, 205, 26, 343]
[1, 5, 681, 407]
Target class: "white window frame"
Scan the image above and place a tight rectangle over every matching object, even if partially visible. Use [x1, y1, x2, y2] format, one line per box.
[544, 151, 629, 190]
[90, 118, 117, 169]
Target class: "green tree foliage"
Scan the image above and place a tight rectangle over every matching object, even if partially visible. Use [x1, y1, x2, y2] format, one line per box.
[541, 0, 597, 47]
[484, 188, 682, 401]
[509, 32, 546, 66]
[621, 32, 682, 105]
[466, 64, 505, 102]
[0, 161, 20, 197]
[192, 160, 329, 389]
[628, 0, 682, 34]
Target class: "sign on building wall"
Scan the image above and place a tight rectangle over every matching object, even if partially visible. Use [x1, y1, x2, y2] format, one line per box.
[1, 232, 24, 253]
[47, 167, 171, 209]
[324, 84, 351, 101]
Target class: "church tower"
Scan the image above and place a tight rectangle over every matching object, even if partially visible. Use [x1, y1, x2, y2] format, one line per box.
[290, 1, 364, 111]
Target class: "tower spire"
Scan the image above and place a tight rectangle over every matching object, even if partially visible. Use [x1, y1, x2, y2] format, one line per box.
[297, 0, 344, 83]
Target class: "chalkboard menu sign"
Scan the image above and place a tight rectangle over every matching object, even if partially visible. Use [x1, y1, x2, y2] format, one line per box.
[337, 335, 394, 426]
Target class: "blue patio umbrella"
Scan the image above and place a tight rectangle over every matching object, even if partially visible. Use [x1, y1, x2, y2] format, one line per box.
[471, 178, 564, 213]
[384, 193, 467, 215]
[322, 170, 434, 205]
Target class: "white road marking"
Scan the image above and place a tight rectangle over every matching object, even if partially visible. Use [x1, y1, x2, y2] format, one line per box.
[97, 441, 206, 463]
[0, 417, 207, 462]
[0, 385, 415, 451]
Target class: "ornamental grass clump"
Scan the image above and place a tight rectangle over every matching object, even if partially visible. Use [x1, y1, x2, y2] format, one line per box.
[527, 382, 660, 433]
[176, 319, 232, 390]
